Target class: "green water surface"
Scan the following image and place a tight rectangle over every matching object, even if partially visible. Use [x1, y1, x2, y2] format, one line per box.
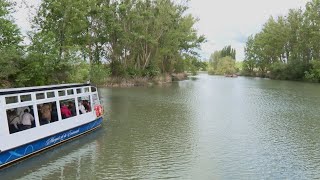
[2, 74, 320, 179]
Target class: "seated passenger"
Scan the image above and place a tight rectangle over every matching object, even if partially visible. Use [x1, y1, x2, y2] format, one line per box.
[60, 103, 71, 119]
[51, 105, 59, 122]
[78, 101, 86, 114]
[68, 101, 76, 116]
[83, 100, 91, 112]
[17, 106, 30, 120]
[8, 110, 20, 133]
[20, 109, 35, 130]
[40, 103, 52, 125]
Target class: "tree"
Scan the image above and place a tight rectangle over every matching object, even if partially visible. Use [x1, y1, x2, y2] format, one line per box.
[220, 45, 236, 60]
[0, 0, 23, 87]
[242, 35, 257, 76]
[21, 0, 105, 85]
[103, 0, 205, 76]
[13, 0, 205, 86]
[243, 0, 320, 80]
[208, 45, 236, 75]
[215, 56, 236, 75]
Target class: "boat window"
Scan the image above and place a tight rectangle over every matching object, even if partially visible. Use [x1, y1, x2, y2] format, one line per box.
[47, 91, 55, 98]
[58, 90, 66, 96]
[20, 94, 32, 102]
[7, 105, 36, 134]
[59, 99, 77, 119]
[76, 88, 82, 94]
[36, 93, 45, 100]
[84, 87, 90, 93]
[78, 96, 92, 114]
[37, 102, 58, 125]
[91, 86, 97, 92]
[5, 96, 18, 104]
[67, 89, 74, 95]
[92, 94, 99, 106]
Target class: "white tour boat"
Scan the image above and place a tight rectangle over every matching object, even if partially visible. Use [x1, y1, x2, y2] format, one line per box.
[0, 83, 104, 168]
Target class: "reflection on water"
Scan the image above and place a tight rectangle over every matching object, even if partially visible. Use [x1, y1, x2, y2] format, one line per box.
[2, 74, 320, 179]
[0, 129, 103, 179]
[189, 76, 198, 81]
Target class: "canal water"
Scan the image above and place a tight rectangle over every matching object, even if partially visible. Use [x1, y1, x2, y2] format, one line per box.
[1, 74, 320, 179]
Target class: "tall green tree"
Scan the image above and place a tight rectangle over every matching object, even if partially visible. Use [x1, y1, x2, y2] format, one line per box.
[242, 36, 257, 76]
[208, 45, 236, 75]
[19, 0, 101, 85]
[103, 0, 205, 76]
[220, 45, 236, 60]
[16, 0, 204, 86]
[0, 0, 23, 87]
[243, 0, 320, 80]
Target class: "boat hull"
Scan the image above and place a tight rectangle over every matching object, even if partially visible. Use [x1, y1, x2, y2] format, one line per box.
[0, 117, 103, 168]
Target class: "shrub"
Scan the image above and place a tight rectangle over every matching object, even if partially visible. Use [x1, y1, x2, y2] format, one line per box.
[110, 61, 127, 77]
[126, 67, 142, 78]
[90, 64, 111, 85]
[269, 62, 287, 79]
[143, 64, 160, 77]
[305, 60, 320, 82]
[270, 61, 310, 80]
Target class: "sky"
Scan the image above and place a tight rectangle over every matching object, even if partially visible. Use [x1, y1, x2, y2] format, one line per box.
[187, 0, 309, 60]
[13, 0, 309, 61]
[12, 0, 41, 44]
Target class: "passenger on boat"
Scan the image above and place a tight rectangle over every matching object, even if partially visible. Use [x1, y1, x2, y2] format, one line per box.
[83, 100, 91, 112]
[8, 110, 21, 133]
[20, 109, 35, 130]
[17, 106, 30, 121]
[78, 100, 86, 114]
[40, 103, 52, 125]
[51, 105, 59, 122]
[60, 103, 71, 119]
[68, 101, 76, 116]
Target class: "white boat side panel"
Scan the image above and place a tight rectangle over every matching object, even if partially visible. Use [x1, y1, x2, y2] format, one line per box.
[0, 96, 10, 136]
[0, 112, 97, 152]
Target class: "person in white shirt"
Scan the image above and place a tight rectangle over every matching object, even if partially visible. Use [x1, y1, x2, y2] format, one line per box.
[17, 106, 30, 120]
[20, 109, 34, 130]
[79, 101, 86, 114]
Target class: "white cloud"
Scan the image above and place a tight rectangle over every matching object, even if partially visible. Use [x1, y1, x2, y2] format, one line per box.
[187, 0, 309, 61]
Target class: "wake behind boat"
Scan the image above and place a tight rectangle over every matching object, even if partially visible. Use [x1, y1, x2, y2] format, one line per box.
[0, 83, 103, 168]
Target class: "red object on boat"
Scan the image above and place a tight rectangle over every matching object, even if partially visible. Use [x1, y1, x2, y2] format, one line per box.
[94, 105, 103, 117]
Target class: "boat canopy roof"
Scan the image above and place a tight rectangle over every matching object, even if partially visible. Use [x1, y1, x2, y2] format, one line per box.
[0, 83, 90, 96]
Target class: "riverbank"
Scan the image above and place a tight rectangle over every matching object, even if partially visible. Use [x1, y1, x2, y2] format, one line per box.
[102, 73, 188, 87]
[239, 72, 310, 82]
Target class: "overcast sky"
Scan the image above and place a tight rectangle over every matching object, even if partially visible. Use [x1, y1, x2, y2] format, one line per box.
[187, 0, 309, 60]
[13, 0, 309, 61]
[12, 0, 40, 43]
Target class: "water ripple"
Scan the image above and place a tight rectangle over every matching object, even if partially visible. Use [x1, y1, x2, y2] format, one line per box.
[2, 75, 320, 179]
